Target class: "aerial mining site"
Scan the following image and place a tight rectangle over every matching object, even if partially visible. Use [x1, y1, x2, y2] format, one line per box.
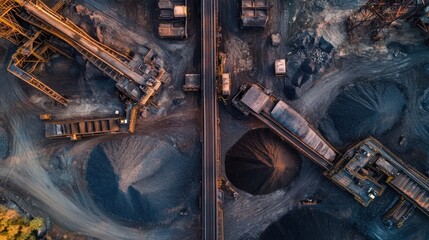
[0, 0, 428, 239]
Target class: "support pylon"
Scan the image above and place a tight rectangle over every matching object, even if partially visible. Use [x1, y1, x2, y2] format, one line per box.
[0, 0, 29, 44]
[348, 0, 421, 41]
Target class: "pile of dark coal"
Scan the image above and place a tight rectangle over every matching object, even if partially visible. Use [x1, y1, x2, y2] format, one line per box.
[225, 128, 301, 195]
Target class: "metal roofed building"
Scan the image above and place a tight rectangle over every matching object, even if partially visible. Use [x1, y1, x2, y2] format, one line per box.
[174, 5, 187, 18]
[183, 73, 200, 91]
[158, 22, 187, 38]
[158, 0, 188, 38]
[270, 100, 337, 162]
[241, 0, 269, 28]
[239, 84, 270, 113]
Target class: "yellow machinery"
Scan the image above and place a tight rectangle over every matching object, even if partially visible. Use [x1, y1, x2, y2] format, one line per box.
[0, 0, 28, 44]
[8, 31, 71, 105]
[217, 52, 230, 104]
[0, 0, 171, 135]
[0, 0, 70, 105]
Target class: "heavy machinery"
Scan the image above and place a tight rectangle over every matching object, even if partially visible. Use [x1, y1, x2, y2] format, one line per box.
[0, 0, 71, 105]
[383, 197, 415, 228]
[217, 52, 230, 102]
[347, 0, 427, 41]
[0, 0, 172, 138]
[232, 84, 429, 223]
[44, 117, 128, 141]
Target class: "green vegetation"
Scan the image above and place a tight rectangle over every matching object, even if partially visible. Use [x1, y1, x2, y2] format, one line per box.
[0, 205, 44, 240]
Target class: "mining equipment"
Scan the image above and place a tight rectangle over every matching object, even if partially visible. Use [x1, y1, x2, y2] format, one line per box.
[158, 0, 188, 38]
[299, 198, 321, 206]
[0, 0, 71, 106]
[241, 0, 269, 28]
[1, 0, 171, 106]
[232, 84, 429, 224]
[383, 197, 415, 229]
[218, 178, 238, 200]
[183, 73, 201, 91]
[233, 84, 338, 168]
[0, 0, 172, 139]
[44, 117, 128, 141]
[221, 73, 231, 96]
[39, 113, 52, 121]
[347, 0, 428, 41]
[41, 109, 133, 140]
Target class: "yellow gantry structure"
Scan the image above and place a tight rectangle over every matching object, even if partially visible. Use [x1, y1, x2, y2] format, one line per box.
[0, 0, 69, 105]
[0, 0, 170, 114]
[0, 0, 28, 44]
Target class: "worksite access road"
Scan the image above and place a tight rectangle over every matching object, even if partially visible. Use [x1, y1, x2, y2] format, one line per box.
[202, 0, 219, 239]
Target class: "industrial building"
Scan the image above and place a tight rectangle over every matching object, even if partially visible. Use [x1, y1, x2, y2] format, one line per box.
[383, 198, 415, 229]
[158, 22, 187, 39]
[1, 0, 170, 106]
[328, 139, 386, 206]
[233, 84, 429, 225]
[233, 84, 337, 167]
[241, 0, 269, 28]
[328, 137, 429, 215]
[0, 0, 172, 140]
[274, 59, 286, 76]
[158, 0, 188, 38]
[183, 73, 200, 91]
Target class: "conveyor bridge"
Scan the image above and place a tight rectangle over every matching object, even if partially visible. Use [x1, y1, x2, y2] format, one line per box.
[233, 84, 429, 219]
[0, 0, 170, 109]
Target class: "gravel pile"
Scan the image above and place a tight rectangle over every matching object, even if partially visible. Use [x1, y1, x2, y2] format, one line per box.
[225, 128, 300, 195]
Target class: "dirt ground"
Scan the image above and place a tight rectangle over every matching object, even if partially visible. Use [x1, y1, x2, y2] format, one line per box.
[1, 0, 429, 239]
[219, 0, 429, 239]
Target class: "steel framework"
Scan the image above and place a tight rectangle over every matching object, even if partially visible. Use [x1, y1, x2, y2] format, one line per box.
[348, 0, 422, 41]
[0, 0, 70, 105]
[0, 0, 28, 44]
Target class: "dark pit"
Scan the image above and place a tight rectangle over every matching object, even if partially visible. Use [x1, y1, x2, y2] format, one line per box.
[86, 135, 193, 224]
[225, 128, 300, 195]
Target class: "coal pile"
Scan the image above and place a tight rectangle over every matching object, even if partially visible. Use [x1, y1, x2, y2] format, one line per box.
[225, 129, 300, 195]
[0, 125, 9, 160]
[323, 81, 405, 144]
[284, 31, 335, 100]
[259, 208, 366, 240]
[86, 135, 193, 224]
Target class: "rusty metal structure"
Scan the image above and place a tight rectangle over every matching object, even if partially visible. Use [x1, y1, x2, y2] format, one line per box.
[233, 84, 429, 225]
[347, 0, 424, 41]
[0, 0, 172, 134]
[0, 0, 70, 105]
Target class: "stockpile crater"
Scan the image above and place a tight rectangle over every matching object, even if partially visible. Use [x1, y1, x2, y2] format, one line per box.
[225, 128, 300, 195]
[86, 135, 191, 224]
[324, 81, 405, 144]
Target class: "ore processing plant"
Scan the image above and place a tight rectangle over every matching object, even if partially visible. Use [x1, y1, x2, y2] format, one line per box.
[0, 0, 171, 139]
[1, 0, 429, 239]
[232, 84, 429, 228]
